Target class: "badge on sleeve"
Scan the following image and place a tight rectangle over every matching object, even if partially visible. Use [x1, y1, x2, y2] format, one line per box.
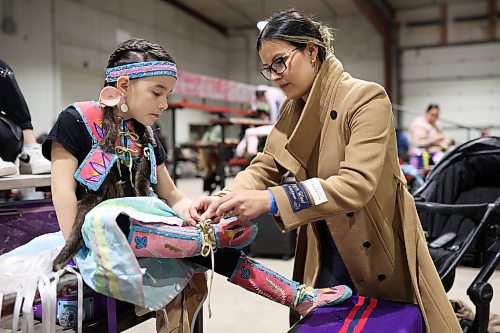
[301, 178, 328, 205]
[281, 183, 312, 212]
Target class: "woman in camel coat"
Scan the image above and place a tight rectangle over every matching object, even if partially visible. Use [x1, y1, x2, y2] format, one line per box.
[189, 9, 460, 332]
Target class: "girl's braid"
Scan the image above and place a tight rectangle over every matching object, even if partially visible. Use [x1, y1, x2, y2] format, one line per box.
[134, 123, 157, 196]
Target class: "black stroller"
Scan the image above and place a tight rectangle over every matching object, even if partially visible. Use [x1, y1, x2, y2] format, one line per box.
[413, 136, 500, 333]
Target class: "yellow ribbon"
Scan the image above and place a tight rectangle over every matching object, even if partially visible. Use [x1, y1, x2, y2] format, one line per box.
[196, 219, 217, 318]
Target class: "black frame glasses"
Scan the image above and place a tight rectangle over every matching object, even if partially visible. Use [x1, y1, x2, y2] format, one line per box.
[260, 47, 300, 80]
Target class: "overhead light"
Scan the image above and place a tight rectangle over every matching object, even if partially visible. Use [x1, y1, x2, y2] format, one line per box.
[256, 20, 268, 31]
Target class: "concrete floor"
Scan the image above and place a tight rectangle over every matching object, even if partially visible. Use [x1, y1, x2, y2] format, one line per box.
[124, 177, 500, 333]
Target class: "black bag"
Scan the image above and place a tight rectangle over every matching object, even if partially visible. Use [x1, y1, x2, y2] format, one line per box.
[249, 213, 297, 259]
[0, 115, 23, 162]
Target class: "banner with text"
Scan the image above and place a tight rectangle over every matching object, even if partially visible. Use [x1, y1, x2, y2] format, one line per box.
[175, 70, 256, 104]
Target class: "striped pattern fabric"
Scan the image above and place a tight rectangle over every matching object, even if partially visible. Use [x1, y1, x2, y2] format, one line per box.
[105, 61, 177, 82]
[289, 296, 423, 333]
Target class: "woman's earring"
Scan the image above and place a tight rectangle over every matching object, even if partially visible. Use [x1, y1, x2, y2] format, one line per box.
[311, 59, 315, 66]
[120, 103, 129, 113]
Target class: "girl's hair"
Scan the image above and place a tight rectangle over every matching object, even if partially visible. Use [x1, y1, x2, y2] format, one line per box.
[106, 38, 175, 69]
[256, 9, 335, 64]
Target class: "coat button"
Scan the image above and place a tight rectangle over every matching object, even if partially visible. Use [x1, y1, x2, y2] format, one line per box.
[363, 241, 371, 248]
[377, 274, 386, 281]
[330, 110, 338, 120]
[346, 212, 354, 217]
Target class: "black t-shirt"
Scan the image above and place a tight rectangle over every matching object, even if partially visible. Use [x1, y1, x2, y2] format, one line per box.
[42, 106, 168, 199]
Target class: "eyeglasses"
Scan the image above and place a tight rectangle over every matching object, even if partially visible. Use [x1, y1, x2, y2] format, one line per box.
[260, 47, 300, 81]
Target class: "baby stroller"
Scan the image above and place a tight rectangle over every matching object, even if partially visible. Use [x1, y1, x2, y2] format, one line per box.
[413, 136, 500, 333]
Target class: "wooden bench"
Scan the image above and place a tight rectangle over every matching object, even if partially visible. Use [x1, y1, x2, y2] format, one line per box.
[0, 174, 51, 191]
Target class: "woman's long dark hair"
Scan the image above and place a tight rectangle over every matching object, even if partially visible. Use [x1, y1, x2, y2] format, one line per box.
[53, 39, 175, 270]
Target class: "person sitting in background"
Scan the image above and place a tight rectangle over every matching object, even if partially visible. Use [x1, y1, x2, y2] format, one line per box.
[198, 124, 222, 193]
[0, 59, 51, 176]
[235, 86, 285, 159]
[253, 89, 271, 119]
[409, 103, 450, 154]
[481, 127, 490, 137]
[397, 129, 425, 192]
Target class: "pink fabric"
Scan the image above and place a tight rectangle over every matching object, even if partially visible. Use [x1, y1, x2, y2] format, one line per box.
[214, 218, 258, 249]
[296, 286, 350, 317]
[130, 220, 200, 258]
[229, 254, 352, 316]
[129, 217, 257, 258]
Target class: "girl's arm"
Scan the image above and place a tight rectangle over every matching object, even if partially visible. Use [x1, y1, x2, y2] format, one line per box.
[50, 141, 79, 240]
[154, 163, 192, 220]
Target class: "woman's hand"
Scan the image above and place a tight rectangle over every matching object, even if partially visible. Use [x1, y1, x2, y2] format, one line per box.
[202, 190, 271, 223]
[186, 195, 220, 225]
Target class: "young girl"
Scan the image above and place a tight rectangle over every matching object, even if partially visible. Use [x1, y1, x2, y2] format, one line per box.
[42, 38, 351, 329]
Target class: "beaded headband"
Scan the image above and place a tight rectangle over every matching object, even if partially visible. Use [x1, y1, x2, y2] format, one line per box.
[105, 61, 177, 83]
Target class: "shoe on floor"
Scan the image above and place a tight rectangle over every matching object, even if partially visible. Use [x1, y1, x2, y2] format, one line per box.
[0, 157, 17, 177]
[18, 144, 51, 175]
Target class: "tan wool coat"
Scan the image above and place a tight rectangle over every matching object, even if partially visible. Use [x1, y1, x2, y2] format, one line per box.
[226, 55, 461, 332]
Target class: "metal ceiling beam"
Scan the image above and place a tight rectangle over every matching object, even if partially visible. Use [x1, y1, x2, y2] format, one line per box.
[488, 0, 497, 41]
[351, 0, 391, 36]
[351, 0, 397, 101]
[161, 0, 229, 36]
[217, 0, 255, 26]
[439, 4, 448, 45]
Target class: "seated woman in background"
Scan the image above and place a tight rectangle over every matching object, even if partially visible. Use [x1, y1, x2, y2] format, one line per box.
[409, 103, 451, 154]
[235, 86, 285, 159]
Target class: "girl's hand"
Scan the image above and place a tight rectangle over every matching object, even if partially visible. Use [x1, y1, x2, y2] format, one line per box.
[209, 190, 271, 223]
[186, 195, 220, 225]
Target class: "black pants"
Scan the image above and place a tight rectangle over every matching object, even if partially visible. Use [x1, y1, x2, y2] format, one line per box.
[185, 248, 242, 278]
[0, 59, 32, 130]
[316, 220, 356, 292]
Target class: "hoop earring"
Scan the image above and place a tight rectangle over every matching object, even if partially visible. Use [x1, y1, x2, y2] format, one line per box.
[120, 103, 129, 113]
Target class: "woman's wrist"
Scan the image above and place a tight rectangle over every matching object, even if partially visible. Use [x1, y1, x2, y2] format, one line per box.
[268, 190, 278, 215]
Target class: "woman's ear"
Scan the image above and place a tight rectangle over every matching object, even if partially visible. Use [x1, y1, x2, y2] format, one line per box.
[116, 76, 130, 95]
[306, 42, 319, 61]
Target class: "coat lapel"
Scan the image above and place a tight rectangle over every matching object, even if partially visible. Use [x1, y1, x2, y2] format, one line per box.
[286, 55, 345, 173]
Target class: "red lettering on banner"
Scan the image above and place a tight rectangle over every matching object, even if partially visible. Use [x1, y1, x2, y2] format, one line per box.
[175, 70, 255, 104]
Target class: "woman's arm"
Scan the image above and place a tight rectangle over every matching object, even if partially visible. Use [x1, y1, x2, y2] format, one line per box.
[50, 141, 79, 240]
[154, 163, 192, 220]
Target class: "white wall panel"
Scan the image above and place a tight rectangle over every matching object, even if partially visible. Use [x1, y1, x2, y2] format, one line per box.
[398, 1, 495, 48]
[334, 14, 384, 85]
[227, 12, 385, 87]
[400, 43, 500, 144]
[0, 0, 54, 137]
[402, 44, 500, 80]
[54, 0, 230, 144]
[448, 2, 488, 43]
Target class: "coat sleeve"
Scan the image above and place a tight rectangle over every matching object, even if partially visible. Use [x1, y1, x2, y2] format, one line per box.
[270, 82, 394, 231]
